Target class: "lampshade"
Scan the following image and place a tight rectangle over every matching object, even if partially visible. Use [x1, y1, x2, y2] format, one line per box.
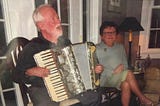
[119, 17, 144, 32]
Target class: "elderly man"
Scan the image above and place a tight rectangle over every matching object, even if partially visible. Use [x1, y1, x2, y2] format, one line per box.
[13, 4, 103, 106]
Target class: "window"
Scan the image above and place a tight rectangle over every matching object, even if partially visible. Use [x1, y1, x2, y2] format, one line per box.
[35, 0, 83, 43]
[48, 0, 70, 38]
[35, 0, 70, 38]
[0, 1, 7, 56]
[149, 0, 160, 48]
[139, 0, 160, 58]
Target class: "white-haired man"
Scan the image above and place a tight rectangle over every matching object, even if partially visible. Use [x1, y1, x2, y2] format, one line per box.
[13, 4, 103, 106]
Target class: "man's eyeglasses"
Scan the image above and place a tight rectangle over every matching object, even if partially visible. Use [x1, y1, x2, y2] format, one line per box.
[103, 31, 116, 35]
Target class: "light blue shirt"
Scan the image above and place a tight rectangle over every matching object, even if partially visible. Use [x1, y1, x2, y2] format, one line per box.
[96, 42, 128, 86]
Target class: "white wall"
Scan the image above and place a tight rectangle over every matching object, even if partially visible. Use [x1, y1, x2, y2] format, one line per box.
[6, 0, 37, 42]
[69, 0, 83, 43]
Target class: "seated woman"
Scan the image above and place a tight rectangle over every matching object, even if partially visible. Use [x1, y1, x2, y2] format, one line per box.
[96, 21, 153, 106]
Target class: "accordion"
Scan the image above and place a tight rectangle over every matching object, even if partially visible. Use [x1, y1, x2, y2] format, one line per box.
[33, 42, 99, 102]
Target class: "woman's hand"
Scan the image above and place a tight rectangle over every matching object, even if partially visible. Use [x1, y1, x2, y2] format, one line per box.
[94, 64, 104, 74]
[113, 64, 124, 74]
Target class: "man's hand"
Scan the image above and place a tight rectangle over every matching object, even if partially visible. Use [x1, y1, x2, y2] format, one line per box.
[94, 64, 103, 74]
[113, 64, 124, 74]
[25, 67, 50, 77]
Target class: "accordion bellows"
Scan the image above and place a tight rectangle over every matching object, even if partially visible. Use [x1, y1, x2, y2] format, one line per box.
[34, 42, 98, 102]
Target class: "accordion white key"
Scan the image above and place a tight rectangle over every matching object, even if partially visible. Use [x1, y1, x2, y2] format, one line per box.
[33, 42, 99, 102]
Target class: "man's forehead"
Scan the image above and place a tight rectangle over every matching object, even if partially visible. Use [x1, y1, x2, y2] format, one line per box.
[40, 10, 58, 21]
[40, 7, 56, 15]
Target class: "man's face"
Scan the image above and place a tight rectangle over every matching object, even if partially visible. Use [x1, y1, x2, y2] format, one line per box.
[45, 9, 63, 37]
[38, 7, 63, 42]
[101, 26, 117, 47]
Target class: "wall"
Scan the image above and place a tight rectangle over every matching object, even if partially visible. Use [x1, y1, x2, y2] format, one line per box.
[6, 0, 37, 42]
[102, 0, 126, 24]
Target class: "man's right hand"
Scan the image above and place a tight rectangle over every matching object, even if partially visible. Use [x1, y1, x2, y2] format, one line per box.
[25, 67, 50, 77]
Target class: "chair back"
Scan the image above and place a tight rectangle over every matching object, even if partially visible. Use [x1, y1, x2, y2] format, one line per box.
[6, 37, 31, 106]
[6, 37, 29, 68]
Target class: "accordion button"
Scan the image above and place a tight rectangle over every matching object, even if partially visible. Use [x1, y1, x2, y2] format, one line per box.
[94, 89, 97, 92]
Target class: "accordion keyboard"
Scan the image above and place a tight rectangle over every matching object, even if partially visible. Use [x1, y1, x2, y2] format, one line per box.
[34, 49, 69, 102]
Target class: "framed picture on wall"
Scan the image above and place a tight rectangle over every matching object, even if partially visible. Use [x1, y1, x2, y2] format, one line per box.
[108, 0, 121, 13]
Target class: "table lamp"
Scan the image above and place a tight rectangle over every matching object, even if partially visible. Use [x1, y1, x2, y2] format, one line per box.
[119, 17, 144, 69]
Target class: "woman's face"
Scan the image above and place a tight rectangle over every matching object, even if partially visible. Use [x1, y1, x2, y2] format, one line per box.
[101, 26, 117, 47]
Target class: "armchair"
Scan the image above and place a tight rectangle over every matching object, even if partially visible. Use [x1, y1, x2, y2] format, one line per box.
[5, 37, 31, 106]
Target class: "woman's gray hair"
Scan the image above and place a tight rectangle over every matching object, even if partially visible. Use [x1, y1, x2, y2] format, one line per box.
[32, 4, 52, 23]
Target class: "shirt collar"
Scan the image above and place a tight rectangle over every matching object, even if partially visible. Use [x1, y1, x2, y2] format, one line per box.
[38, 32, 71, 49]
[100, 41, 117, 48]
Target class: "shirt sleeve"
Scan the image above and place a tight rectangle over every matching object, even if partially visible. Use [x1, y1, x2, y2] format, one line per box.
[12, 44, 38, 84]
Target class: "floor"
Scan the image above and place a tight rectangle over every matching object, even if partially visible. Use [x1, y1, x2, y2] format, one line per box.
[0, 71, 18, 106]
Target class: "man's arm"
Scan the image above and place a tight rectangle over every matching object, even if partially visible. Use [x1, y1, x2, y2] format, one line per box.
[25, 66, 49, 78]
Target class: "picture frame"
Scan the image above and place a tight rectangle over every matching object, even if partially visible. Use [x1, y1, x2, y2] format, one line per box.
[134, 59, 145, 73]
[108, 0, 121, 13]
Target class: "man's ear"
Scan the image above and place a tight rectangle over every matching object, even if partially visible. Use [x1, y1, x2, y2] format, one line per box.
[36, 22, 45, 30]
